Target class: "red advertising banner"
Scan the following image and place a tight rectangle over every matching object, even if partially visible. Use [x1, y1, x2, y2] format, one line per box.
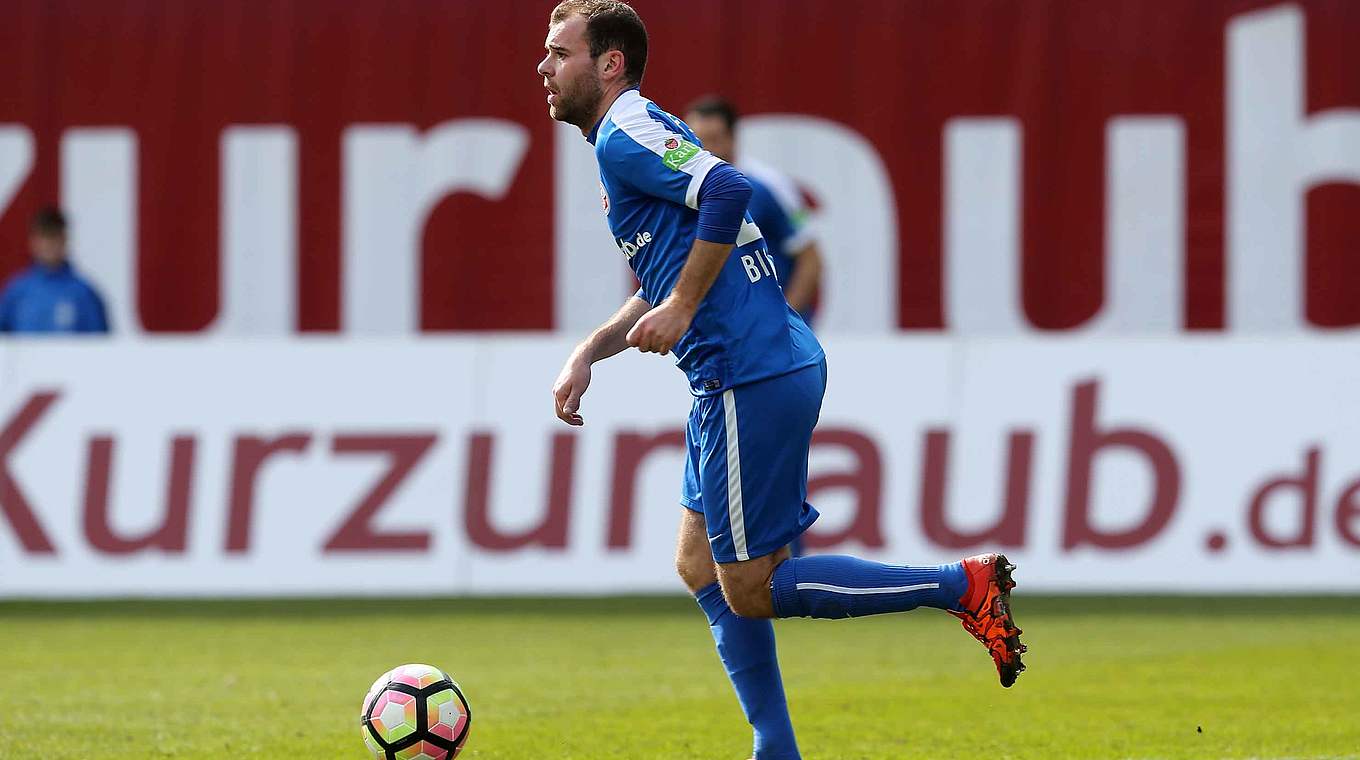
[0, 0, 1357, 333]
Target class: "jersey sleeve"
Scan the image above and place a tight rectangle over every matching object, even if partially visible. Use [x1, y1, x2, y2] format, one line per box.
[599, 119, 723, 210]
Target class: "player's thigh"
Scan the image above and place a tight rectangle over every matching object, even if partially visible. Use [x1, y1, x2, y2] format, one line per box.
[675, 408, 717, 592]
[675, 508, 717, 592]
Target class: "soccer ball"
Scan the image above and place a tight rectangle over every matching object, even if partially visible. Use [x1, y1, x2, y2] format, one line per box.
[361, 663, 472, 759]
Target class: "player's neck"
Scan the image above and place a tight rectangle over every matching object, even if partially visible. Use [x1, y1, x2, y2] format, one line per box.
[582, 82, 633, 136]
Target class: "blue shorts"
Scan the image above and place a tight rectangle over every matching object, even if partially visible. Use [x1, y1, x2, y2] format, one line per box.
[682, 359, 825, 563]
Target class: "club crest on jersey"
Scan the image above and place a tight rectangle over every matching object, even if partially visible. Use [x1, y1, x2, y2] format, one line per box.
[662, 138, 701, 171]
[617, 230, 652, 259]
[600, 183, 610, 214]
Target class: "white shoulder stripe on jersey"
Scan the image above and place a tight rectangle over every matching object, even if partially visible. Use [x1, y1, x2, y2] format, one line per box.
[612, 93, 724, 209]
[721, 388, 749, 562]
[742, 158, 808, 219]
[609, 93, 678, 159]
[683, 154, 720, 209]
[740, 158, 814, 251]
[783, 225, 817, 255]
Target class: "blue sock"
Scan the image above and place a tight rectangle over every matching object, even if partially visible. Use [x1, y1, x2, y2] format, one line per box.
[769, 556, 968, 619]
[695, 583, 800, 760]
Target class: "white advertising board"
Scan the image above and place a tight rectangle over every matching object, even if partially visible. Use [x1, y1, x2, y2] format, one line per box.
[0, 337, 1356, 596]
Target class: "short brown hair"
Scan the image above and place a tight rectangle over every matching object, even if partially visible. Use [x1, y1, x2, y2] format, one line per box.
[686, 95, 738, 133]
[31, 206, 67, 237]
[551, 0, 648, 86]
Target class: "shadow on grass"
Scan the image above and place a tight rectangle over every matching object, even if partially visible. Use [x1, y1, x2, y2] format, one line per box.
[0, 594, 1357, 621]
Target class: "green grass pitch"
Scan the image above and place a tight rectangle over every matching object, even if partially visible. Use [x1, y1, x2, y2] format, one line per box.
[2, 595, 1358, 759]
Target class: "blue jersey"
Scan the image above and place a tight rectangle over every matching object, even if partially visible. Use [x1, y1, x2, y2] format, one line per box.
[0, 261, 109, 334]
[590, 90, 823, 396]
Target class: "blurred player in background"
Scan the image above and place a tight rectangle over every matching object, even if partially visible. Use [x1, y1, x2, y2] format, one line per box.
[538, 2, 1026, 758]
[0, 207, 109, 334]
[685, 96, 823, 327]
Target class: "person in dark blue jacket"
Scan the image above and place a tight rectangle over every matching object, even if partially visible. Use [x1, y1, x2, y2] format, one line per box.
[686, 96, 825, 326]
[0, 207, 109, 334]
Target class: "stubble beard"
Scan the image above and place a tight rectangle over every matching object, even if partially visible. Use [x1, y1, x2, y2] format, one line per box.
[551, 72, 605, 132]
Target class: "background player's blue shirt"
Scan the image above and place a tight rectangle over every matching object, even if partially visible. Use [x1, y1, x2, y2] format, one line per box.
[744, 178, 806, 323]
[743, 160, 818, 325]
[590, 90, 822, 396]
[0, 261, 109, 334]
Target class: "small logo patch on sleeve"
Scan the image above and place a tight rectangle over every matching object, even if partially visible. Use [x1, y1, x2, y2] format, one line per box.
[662, 139, 701, 171]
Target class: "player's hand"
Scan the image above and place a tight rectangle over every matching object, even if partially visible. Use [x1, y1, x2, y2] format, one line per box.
[552, 355, 591, 426]
[625, 298, 695, 355]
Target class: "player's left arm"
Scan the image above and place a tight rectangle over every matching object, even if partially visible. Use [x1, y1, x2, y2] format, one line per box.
[626, 162, 752, 354]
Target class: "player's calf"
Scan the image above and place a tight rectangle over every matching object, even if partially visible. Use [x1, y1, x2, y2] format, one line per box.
[767, 554, 969, 619]
[685, 512, 802, 759]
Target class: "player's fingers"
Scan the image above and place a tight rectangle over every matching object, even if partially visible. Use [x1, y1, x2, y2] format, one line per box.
[553, 386, 579, 424]
[631, 324, 655, 352]
[564, 385, 583, 414]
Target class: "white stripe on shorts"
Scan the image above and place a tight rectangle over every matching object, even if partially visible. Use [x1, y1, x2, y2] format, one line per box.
[722, 388, 749, 561]
[795, 582, 940, 595]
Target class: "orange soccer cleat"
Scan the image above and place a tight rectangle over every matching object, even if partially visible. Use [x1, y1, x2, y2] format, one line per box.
[949, 553, 1027, 687]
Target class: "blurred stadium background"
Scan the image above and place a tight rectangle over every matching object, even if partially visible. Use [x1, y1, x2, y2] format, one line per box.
[1, 1, 1358, 758]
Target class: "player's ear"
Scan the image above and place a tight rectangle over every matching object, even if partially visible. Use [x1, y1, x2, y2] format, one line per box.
[600, 49, 625, 80]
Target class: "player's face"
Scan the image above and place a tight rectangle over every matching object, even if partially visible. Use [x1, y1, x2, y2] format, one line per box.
[686, 113, 734, 162]
[538, 16, 604, 130]
[29, 232, 66, 267]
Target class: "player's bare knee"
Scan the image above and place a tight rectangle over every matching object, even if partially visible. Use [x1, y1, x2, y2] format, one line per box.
[720, 580, 773, 618]
[722, 587, 767, 618]
[716, 558, 782, 618]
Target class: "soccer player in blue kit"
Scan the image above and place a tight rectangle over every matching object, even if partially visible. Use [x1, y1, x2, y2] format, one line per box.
[538, 3, 1026, 758]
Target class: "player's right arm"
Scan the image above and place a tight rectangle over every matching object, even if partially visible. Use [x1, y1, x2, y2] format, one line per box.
[599, 118, 750, 355]
[552, 294, 651, 426]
